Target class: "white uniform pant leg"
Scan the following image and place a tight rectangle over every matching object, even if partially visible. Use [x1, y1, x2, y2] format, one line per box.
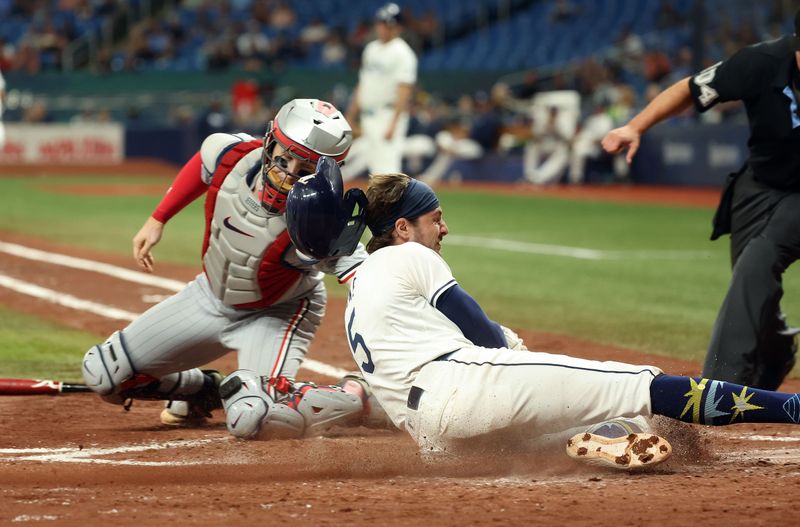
[361, 109, 408, 174]
[405, 346, 660, 452]
[118, 274, 233, 377]
[226, 281, 327, 381]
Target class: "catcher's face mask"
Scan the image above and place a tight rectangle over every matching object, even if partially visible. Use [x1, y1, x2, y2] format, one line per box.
[260, 139, 318, 214]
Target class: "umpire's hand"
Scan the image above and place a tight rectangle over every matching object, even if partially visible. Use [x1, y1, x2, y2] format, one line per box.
[133, 216, 165, 273]
[601, 124, 641, 164]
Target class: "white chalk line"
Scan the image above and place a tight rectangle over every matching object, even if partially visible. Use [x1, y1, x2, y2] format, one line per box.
[0, 241, 186, 291]
[445, 235, 714, 261]
[0, 240, 350, 379]
[0, 437, 229, 466]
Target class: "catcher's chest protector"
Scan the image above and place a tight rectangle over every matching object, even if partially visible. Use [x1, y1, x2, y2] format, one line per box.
[203, 147, 301, 307]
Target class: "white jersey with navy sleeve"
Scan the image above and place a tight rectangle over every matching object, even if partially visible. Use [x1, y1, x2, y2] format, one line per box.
[346, 241, 662, 453]
[344, 242, 470, 428]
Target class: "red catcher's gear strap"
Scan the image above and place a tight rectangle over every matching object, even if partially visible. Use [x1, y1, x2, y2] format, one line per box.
[152, 152, 205, 223]
[201, 140, 263, 256]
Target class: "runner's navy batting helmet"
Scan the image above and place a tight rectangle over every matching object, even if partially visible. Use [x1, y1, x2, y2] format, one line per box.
[285, 156, 368, 261]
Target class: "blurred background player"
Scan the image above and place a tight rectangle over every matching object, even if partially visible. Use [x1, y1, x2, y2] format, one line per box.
[602, 8, 800, 391]
[342, 2, 418, 181]
[81, 99, 382, 440]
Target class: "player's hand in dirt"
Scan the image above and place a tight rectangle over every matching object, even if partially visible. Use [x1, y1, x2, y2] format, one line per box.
[601, 125, 641, 164]
[133, 216, 165, 273]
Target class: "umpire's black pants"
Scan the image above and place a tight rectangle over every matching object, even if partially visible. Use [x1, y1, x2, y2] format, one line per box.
[702, 166, 800, 389]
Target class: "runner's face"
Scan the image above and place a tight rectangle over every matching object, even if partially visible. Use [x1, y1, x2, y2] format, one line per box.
[406, 207, 448, 253]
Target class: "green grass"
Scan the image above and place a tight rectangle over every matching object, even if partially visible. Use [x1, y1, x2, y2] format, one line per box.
[0, 305, 97, 381]
[1, 174, 799, 377]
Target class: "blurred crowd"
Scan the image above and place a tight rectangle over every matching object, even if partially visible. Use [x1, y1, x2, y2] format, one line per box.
[4, 0, 799, 183]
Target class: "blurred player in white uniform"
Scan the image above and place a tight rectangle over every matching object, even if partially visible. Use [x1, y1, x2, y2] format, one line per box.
[342, 3, 417, 181]
[287, 171, 800, 469]
[81, 99, 385, 440]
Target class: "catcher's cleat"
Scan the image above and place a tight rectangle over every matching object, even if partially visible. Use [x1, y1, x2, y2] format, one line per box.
[566, 432, 672, 470]
[159, 370, 224, 427]
[160, 400, 207, 426]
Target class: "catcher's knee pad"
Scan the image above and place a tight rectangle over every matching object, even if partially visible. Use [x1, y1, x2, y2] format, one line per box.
[292, 384, 364, 437]
[81, 331, 136, 402]
[219, 369, 305, 440]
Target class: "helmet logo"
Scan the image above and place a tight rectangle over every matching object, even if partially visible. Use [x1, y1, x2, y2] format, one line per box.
[314, 100, 337, 116]
[298, 174, 316, 185]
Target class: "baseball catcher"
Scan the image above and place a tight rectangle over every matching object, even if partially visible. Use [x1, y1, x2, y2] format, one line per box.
[81, 99, 387, 439]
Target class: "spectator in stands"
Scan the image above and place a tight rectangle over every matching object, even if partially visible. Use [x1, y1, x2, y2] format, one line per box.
[419, 91, 501, 184]
[550, 0, 582, 23]
[197, 98, 231, 138]
[411, 8, 440, 46]
[0, 38, 13, 72]
[512, 70, 542, 100]
[643, 46, 672, 83]
[236, 20, 271, 66]
[299, 17, 331, 47]
[22, 100, 51, 123]
[655, 0, 685, 30]
[320, 29, 347, 68]
[346, 18, 371, 66]
[269, 1, 297, 31]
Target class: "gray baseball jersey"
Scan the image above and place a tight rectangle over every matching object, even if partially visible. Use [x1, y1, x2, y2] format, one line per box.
[119, 132, 365, 382]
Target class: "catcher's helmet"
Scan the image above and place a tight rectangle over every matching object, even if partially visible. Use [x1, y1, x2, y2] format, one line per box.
[285, 156, 368, 261]
[261, 99, 352, 214]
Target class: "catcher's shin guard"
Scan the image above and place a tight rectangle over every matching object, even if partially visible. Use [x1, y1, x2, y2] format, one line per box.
[286, 382, 365, 437]
[82, 331, 137, 404]
[219, 370, 306, 440]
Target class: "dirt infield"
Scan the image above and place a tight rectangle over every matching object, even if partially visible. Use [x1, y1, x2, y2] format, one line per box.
[1, 182, 799, 525]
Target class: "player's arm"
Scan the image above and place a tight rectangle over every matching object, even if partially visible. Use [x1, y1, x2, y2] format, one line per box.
[601, 77, 693, 163]
[314, 243, 367, 286]
[434, 284, 507, 348]
[345, 84, 361, 129]
[604, 45, 761, 164]
[133, 133, 247, 271]
[132, 151, 206, 272]
[385, 82, 414, 140]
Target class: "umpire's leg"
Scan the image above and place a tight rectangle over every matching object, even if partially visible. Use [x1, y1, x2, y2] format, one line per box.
[703, 176, 800, 389]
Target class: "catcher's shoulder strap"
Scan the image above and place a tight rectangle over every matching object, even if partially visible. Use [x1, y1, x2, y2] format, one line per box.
[201, 139, 263, 255]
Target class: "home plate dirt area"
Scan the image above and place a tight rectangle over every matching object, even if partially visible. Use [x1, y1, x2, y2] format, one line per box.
[1, 227, 800, 525]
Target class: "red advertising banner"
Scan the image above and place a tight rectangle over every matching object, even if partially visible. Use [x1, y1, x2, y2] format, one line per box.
[0, 123, 124, 164]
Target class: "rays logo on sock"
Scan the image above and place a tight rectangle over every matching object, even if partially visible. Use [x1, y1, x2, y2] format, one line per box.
[730, 386, 764, 423]
[680, 377, 707, 424]
[702, 380, 730, 424]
